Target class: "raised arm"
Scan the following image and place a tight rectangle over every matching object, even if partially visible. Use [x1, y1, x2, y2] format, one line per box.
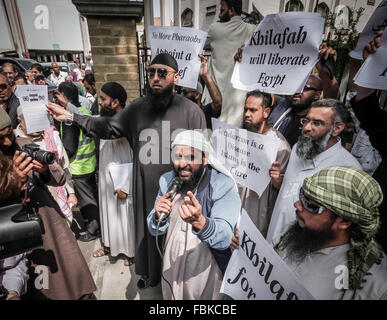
[315, 43, 339, 99]
[47, 102, 126, 140]
[199, 54, 222, 113]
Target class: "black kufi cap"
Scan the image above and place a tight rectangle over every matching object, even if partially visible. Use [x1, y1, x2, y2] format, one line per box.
[150, 53, 179, 72]
[101, 82, 127, 107]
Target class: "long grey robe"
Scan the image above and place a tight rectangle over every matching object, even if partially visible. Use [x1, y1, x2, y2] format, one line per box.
[202, 16, 256, 127]
[73, 94, 207, 286]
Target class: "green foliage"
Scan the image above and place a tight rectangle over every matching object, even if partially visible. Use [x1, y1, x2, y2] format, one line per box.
[324, 7, 365, 82]
[326, 6, 365, 43]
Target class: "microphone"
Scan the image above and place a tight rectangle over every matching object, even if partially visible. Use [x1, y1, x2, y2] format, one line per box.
[159, 176, 183, 221]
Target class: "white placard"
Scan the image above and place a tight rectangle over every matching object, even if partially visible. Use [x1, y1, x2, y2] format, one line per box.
[148, 26, 207, 89]
[15, 85, 50, 134]
[109, 163, 133, 194]
[231, 12, 324, 95]
[354, 30, 387, 90]
[211, 118, 279, 197]
[349, 0, 387, 60]
[220, 210, 315, 300]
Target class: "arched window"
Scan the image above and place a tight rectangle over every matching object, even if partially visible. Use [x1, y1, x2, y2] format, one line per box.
[317, 2, 329, 19]
[181, 8, 193, 27]
[285, 0, 304, 12]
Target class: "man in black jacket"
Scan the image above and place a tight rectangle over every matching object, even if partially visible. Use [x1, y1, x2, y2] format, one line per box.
[350, 30, 387, 253]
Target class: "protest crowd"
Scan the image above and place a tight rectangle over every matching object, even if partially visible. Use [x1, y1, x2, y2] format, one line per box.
[1, 0, 387, 301]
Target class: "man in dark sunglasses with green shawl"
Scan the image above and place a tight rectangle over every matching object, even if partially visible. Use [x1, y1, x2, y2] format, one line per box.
[274, 166, 387, 300]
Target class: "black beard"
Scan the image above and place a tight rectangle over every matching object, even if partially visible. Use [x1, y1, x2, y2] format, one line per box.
[242, 121, 261, 133]
[282, 221, 336, 263]
[291, 96, 315, 113]
[146, 83, 174, 114]
[100, 106, 116, 117]
[295, 128, 332, 160]
[219, 13, 231, 22]
[173, 165, 204, 194]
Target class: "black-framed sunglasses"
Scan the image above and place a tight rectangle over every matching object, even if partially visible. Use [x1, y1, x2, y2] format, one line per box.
[299, 188, 326, 214]
[147, 68, 175, 79]
[303, 84, 320, 92]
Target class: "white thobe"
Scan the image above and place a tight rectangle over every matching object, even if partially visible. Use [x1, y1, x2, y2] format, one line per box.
[266, 140, 361, 243]
[202, 16, 255, 127]
[99, 138, 135, 258]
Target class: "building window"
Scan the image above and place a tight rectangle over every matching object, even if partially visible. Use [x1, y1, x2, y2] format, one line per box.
[367, 0, 375, 5]
[316, 2, 329, 19]
[285, 0, 304, 12]
[181, 8, 193, 27]
[206, 5, 216, 16]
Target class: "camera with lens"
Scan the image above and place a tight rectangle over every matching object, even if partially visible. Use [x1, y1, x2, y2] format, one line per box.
[20, 143, 56, 165]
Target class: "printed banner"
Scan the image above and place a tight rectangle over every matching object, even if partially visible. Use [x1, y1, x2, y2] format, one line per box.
[354, 30, 387, 90]
[15, 85, 50, 134]
[350, 0, 387, 60]
[211, 118, 279, 197]
[231, 12, 324, 95]
[148, 26, 207, 89]
[220, 210, 315, 300]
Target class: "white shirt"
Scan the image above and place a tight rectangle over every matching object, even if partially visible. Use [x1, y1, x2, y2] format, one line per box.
[279, 244, 387, 300]
[48, 71, 68, 86]
[266, 140, 361, 243]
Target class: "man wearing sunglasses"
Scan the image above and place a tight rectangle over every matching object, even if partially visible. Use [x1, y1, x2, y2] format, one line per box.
[274, 166, 387, 300]
[266, 99, 360, 243]
[0, 72, 20, 129]
[46, 52, 207, 290]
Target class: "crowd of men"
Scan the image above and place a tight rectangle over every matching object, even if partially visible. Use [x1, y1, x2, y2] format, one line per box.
[1, 0, 386, 300]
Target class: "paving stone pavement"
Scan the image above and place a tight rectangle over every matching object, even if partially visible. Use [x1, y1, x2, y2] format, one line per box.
[78, 237, 163, 300]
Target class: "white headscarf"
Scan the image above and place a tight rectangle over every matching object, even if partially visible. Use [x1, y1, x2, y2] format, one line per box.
[171, 130, 233, 179]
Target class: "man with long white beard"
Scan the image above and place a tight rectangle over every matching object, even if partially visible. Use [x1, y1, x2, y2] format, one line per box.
[266, 99, 361, 243]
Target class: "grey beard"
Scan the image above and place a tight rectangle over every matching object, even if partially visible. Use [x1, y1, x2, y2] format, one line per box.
[296, 127, 333, 160]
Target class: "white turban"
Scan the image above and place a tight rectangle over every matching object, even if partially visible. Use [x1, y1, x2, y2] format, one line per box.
[171, 130, 233, 179]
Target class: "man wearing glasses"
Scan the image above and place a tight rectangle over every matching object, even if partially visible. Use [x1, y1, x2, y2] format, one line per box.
[274, 166, 387, 300]
[0, 72, 20, 128]
[280, 75, 323, 147]
[47, 53, 207, 289]
[266, 99, 360, 243]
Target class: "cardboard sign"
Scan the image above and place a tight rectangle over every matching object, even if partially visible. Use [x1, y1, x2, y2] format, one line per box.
[354, 29, 387, 90]
[231, 12, 324, 95]
[148, 26, 207, 89]
[220, 210, 315, 300]
[350, 0, 387, 60]
[211, 118, 279, 197]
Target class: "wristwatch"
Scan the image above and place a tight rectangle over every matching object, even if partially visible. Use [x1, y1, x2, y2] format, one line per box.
[65, 112, 74, 126]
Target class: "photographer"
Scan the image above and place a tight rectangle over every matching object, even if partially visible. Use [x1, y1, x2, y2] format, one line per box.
[0, 155, 29, 300]
[0, 108, 96, 300]
[14, 106, 77, 223]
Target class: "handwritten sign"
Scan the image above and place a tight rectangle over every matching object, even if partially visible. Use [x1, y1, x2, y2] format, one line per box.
[354, 30, 387, 90]
[350, 0, 387, 60]
[211, 118, 279, 197]
[15, 85, 50, 134]
[148, 26, 207, 89]
[220, 210, 315, 300]
[231, 12, 324, 95]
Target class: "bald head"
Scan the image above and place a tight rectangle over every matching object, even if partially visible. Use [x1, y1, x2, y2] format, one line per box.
[51, 62, 60, 76]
